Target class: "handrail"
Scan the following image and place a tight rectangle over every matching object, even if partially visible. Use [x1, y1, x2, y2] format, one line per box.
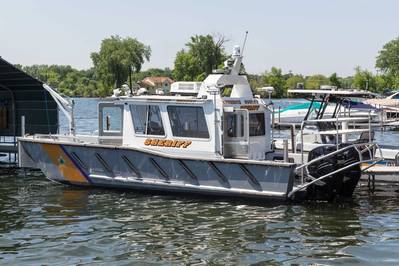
[30, 133, 122, 144]
[289, 142, 383, 198]
[296, 142, 380, 171]
[301, 128, 370, 135]
[288, 157, 383, 198]
[303, 143, 381, 176]
[299, 112, 374, 165]
[305, 117, 371, 123]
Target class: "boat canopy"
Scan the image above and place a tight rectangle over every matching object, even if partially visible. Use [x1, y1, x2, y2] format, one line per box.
[342, 100, 378, 110]
[279, 102, 322, 113]
[288, 89, 376, 98]
[0, 57, 58, 136]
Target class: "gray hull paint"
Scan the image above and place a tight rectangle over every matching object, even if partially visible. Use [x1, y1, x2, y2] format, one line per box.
[19, 140, 296, 200]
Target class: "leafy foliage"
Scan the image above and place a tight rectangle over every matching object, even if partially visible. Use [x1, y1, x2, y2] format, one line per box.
[285, 75, 305, 91]
[353, 66, 376, 91]
[376, 37, 399, 76]
[20, 65, 103, 97]
[262, 67, 286, 97]
[329, 73, 342, 88]
[375, 37, 399, 91]
[305, 74, 329, 89]
[173, 35, 227, 81]
[14, 34, 399, 98]
[91, 35, 151, 94]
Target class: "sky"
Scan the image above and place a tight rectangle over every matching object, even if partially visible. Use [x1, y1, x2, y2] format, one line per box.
[1, 0, 398, 77]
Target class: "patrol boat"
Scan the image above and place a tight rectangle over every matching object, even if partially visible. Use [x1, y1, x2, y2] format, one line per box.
[18, 46, 378, 201]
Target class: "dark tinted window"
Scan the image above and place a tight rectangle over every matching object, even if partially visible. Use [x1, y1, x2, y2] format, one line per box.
[225, 113, 244, 138]
[130, 105, 165, 135]
[249, 113, 265, 136]
[167, 106, 209, 138]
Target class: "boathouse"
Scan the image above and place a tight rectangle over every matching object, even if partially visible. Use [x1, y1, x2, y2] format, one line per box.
[0, 56, 58, 161]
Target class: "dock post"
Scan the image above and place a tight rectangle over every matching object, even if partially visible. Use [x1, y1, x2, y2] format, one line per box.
[278, 106, 281, 124]
[369, 111, 372, 143]
[372, 174, 375, 191]
[367, 174, 371, 189]
[290, 124, 296, 152]
[272, 106, 275, 129]
[21, 115, 25, 136]
[283, 139, 289, 162]
[342, 121, 348, 143]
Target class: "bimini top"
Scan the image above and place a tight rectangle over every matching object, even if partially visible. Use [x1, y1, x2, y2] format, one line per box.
[278, 102, 322, 113]
[364, 91, 399, 107]
[288, 89, 377, 98]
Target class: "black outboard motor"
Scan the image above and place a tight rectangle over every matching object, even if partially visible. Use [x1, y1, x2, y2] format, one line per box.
[304, 143, 361, 201]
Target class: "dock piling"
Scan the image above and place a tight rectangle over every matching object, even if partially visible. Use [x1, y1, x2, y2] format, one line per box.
[21, 115, 25, 136]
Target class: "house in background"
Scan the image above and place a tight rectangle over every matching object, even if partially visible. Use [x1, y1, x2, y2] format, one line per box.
[140, 77, 174, 94]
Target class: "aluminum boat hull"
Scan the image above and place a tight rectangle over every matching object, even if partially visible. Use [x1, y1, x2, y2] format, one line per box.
[18, 138, 296, 201]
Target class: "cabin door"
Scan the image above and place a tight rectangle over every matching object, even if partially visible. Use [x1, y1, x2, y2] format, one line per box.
[223, 109, 249, 159]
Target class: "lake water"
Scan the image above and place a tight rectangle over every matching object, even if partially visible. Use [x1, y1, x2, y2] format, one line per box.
[1, 98, 399, 265]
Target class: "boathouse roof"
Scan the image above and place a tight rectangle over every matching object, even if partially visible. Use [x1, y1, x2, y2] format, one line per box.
[0, 57, 58, 137]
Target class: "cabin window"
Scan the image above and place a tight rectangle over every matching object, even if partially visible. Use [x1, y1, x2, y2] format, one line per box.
[101, 106, 123, 134]
[225, 113, 244, 138]
[130, 105, 165, 135]
[249, 113, 265, 136]
[167, 106, 209, 138]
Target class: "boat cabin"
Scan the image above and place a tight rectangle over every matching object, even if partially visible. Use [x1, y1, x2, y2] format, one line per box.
[98, 46, 272, 161]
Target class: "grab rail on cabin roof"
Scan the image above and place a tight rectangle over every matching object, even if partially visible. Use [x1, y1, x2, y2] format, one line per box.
[31, 134, 122, 144]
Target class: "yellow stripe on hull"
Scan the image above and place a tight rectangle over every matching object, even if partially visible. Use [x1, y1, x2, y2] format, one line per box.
[41, 143, 89, 184]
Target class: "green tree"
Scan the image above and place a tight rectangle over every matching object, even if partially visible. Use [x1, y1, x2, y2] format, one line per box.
[21, 64, 102, 97]
[305, 74, 329, 89]
[173, 34, 227, 81]
[91, 35, 151, 93]
[376, 37, 399, 76]
[263, 67, 285, 98]
[329, 73, 342, 88]
[353, 66, 378, 92]
[284, 75, 305, 92]
[248, 74, 265, 92]
[341, 76, 354, 89]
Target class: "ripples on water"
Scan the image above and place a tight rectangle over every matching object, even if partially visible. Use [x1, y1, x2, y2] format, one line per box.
[0, 98, 398, 265]
[0, 171, 399, 265]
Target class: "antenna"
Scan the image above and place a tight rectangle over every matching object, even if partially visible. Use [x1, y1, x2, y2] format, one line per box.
[241, 31, 248, 56]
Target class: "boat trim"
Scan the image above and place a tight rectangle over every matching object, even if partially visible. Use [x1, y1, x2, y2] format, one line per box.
[95, 153, 113, 173]
[207, 161, 231, 187]
[149, 157, 170, 182]
[59, 144, 93, 184]
[239, 164, 262, 190]
[121, 155, 142, 179]
[70, 151, 88, 170]
[178, 159, 199, 184]
[84, 174, 288, 199]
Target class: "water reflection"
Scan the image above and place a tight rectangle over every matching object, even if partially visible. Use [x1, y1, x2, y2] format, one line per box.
[0, 170, 399, 265]
[42, 188, 91, 226]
